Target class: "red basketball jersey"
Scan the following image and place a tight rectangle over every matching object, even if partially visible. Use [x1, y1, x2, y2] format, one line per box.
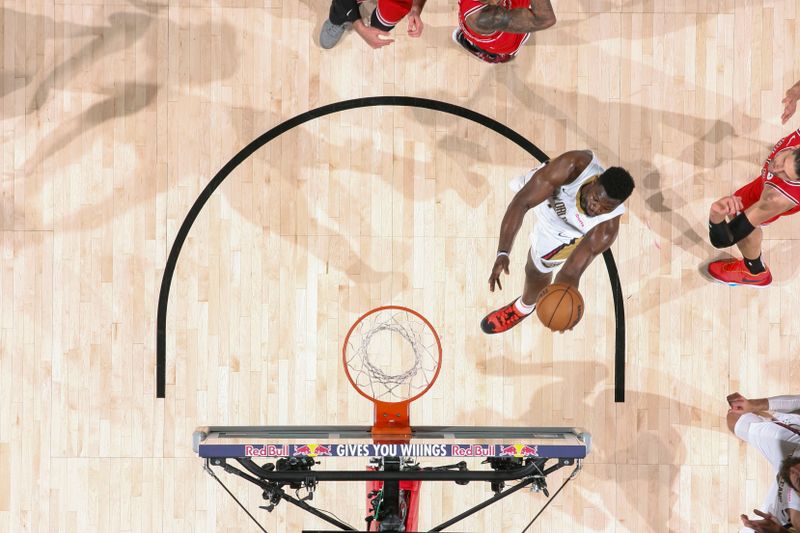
[457, 0, 531, 55]
[736, 129, 800, 224]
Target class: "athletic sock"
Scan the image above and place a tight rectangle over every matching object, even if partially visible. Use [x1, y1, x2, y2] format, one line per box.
[744, 255, 766, 274]
[514, 298, 535, 316]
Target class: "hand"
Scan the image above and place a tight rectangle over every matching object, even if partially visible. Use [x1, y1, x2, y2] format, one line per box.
[781, 82, 800, 124]
[740, 509, 788, 532]
[709, 195, 743, 223]
[727, 392, 750, 411]
[488, 255, 510, 292]
[727, 392, 769, 413]
[407, 10, 423, 37]
[354, 21, 394, 48]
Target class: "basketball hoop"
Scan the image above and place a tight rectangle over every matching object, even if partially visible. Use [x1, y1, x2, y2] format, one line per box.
[343, 306, 442, 441]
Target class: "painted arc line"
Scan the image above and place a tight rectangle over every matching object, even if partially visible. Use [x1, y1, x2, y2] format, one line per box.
[156, 96, 626, 403]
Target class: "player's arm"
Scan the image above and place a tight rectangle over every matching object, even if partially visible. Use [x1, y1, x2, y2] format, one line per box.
[729, 393, 800, 413]
[708, 187, 795, 248]
[353, 20, 394, 48]
[745, 185, 797, 225]
[466, 0, 555, 35]
[489, 151, 588, 291]
[740, 510, 793, 532]
[407, 0, 427, 36]
[790, 508, 800, 530]
[553, 216, 620, 288]
[783, 80, 800, 124]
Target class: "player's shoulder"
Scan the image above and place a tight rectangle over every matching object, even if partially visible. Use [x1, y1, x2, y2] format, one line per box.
[554, 150, 594, 181]
[562, 149, 594, 164]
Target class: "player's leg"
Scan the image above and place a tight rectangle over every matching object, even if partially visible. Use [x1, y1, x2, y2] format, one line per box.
[320, 0, 358, 49]
[480, 247, 553, 334]
[707, 178, 772, 287]
[735, 225, 767, 270]
[708, 224, 771, 286]
[371, 0, 407, 31]
[521, 250, 553, 309]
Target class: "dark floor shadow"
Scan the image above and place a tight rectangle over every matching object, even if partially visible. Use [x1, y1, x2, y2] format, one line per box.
[23, 82, 158, 172]
[29, 11, 155, 112]
[14, 9, 240, 228]
[0, 7, 123, 101]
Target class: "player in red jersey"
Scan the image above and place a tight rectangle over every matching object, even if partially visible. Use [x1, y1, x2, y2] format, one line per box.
[453, 0, 555, 63]
[707, 129, 800, 287]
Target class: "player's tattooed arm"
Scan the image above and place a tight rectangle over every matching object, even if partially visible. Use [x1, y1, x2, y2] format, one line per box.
[469, 0, 555, 34]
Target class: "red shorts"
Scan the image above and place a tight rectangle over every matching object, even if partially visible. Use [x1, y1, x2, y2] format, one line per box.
[374, 0, 412, 27]
[735, 176, 800, 225]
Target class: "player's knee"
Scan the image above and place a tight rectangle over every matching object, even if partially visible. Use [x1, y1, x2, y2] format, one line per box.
[525, 258, 550, 280]
[708, 213, 755, 248]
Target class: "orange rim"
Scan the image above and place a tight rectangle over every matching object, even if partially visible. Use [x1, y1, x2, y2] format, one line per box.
[342, 305, 443, 407]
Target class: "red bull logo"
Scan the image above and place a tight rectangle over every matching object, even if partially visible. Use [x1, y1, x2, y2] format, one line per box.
[244, 444, 289, 457]
[293, 444, 332, 457]
[498, 444, 539, 457]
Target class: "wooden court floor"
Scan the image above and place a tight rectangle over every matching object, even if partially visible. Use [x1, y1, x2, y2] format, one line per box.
[2, 0, 799, 531]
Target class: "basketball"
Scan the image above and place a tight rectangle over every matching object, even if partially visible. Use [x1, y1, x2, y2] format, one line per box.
[535, 283, 584, 332]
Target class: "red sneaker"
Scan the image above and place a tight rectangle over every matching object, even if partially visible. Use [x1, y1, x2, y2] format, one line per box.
[707, 258, 772, 287]
[481, 299, 532, 334]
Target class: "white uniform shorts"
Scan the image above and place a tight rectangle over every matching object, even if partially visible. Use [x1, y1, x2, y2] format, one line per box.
[528, 223, 582, 274]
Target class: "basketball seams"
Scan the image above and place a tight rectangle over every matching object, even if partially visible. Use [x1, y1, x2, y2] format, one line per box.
[548, 288, 570, 327]
[536, 283, 584, 331]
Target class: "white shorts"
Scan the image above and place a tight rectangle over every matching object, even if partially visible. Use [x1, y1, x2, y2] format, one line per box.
[529, 223, 583, 273]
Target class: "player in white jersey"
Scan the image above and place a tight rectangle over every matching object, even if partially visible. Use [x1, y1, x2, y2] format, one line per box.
[727, 393, 800, 532]
[481, 150, 635, 334]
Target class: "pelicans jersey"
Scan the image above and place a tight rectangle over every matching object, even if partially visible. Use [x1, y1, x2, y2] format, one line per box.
[509, 153, 625, 272]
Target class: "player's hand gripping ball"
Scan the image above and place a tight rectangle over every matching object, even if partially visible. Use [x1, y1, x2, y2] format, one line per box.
[535, 283, 584, 332]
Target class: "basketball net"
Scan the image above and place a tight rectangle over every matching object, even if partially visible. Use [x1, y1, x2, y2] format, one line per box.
[343, 306, 442, 440]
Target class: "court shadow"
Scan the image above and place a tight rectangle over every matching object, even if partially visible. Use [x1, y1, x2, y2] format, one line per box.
[28, 10, 156, 112]
[0, 7, 134, 102]
[460, 358, 724, 531]
[555, 0, 733, 33]
[11, 8, 240, 233]
[219, 126, 414, 311]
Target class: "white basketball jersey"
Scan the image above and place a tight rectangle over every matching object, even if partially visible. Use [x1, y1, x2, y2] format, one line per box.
[511, 153, 626, 240]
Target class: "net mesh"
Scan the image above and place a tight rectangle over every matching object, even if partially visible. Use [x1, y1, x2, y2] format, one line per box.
[345, 308, 440, 402]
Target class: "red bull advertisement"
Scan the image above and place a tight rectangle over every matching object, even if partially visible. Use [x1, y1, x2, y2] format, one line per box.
[498, 444, 540, 457]
[199, 442, 586, 459]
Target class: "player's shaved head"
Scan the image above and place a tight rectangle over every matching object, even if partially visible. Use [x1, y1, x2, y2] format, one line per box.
[598, 167, 635, 201]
